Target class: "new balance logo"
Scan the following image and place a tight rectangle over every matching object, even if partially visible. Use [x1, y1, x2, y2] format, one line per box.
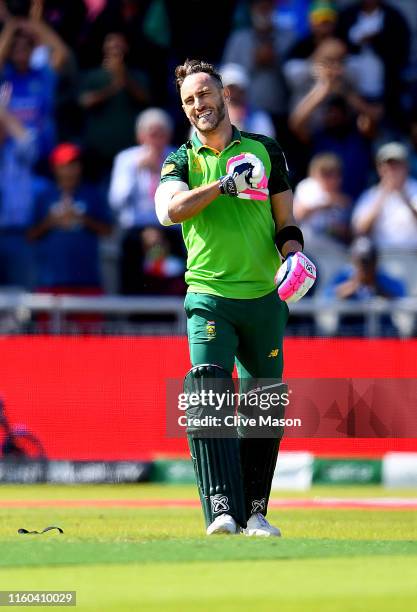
[251, 498, 266, 513]
[210, 494, 230, 514]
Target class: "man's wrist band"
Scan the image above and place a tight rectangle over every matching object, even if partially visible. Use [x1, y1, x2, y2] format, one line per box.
[275, 225, 304, 255]
[219, 175, 237, 196]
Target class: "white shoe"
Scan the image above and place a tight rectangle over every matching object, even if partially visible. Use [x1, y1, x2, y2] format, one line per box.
[243, 513, 281, 537]
[206, 513, 238, 535]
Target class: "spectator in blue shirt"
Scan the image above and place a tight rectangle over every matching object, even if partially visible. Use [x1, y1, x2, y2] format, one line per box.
[0, 87, 37, 288]
[326, 236, 406, 300]
[0, 10, 69, 161]
[28, 143, 113, 292]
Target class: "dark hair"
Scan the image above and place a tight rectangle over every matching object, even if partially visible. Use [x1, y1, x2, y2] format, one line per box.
[174, 59, 223, 93]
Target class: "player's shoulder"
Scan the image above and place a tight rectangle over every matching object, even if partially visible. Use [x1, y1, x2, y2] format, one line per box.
[240, 131, 283, 152]
[161, 142, 191, 183]
[163, 142, 191, 164]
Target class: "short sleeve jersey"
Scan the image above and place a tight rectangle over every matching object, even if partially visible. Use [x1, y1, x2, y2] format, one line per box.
[159, 126, 291, 299]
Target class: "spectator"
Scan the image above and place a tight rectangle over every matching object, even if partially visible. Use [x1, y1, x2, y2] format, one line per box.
[286, 0, 338, 61]
[289, 38, 378, 199]
[79, 31, 150, 180]
[352, 142, 417, 250]
[0, 4, 69, 160]
[109, 107, 182, 294]
[77, 0, 169, 105]
[220, 63, 275, 137]
[337, 0, 410, 119]
[27, 143, 113, 293]
[0, 84, 37, 289]
[294, 152, 350, 245]
[326, 236, 406, 300]
[289, 37, 380, 135]
[222, 0, 292, 136]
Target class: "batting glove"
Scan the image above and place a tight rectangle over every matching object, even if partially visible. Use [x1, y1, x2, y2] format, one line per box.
[219, 161, 255, 196]
[275, 251, 316, 303]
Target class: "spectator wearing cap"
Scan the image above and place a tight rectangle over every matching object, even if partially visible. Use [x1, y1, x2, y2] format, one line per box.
[352, 143, 417, 249]
[294, 152, 350, 245]
[286, 1, 338, 61]
[220, 63, 275, 137]
[28, 143, 113, 294]
[326, 236, 406, 300]
[0, 91, 37, 288]
[108, 108, 184, 294]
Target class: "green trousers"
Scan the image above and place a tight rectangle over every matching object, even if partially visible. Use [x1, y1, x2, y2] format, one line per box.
[185, 289, 289, 379]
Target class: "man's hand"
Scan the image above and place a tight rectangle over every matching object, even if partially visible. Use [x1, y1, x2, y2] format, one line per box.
[275, 251, 316, 303]
[49, 197, 84, 229]
[220, 153, 268, 200]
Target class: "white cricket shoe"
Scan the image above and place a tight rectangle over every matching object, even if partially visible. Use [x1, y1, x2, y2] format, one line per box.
[243, 513, 282, 537]
[206, 514, 238, 535]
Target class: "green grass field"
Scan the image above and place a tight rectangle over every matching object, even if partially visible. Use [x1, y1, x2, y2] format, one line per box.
[0, 484, 417, 611]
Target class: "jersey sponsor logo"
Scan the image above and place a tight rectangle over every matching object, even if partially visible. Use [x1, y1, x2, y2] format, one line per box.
[251, 498, 266, 513]
[268, 349, 279, 358]
[206, 320, 216, 340]
[161, 163, 176, 177]
[211, 494, 230, 514]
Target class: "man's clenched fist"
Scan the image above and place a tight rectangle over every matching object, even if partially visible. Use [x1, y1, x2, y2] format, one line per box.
[220, 153, 268, 201]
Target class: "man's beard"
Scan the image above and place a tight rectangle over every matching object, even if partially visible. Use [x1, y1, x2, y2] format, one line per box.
[193, 100, 226, 133]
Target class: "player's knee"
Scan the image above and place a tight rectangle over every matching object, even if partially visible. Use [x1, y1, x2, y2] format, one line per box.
[183, 364, 235, 436]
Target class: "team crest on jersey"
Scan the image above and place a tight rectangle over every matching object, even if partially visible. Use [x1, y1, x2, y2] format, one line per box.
[206, 320, 216, 340]
[268, 349, 279, 358]
[211, 494, 230, 514]
[161, 163, 175, 177]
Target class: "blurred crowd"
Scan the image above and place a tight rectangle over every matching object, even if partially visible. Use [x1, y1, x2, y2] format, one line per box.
[1, 0, 417, 332]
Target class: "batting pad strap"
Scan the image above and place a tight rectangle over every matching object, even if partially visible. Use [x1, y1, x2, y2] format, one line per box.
[275, 226, 304, 255]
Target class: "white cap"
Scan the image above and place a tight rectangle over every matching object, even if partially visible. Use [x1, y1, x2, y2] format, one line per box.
[220, 63, 249, 89]
[376, 142, 408, 164]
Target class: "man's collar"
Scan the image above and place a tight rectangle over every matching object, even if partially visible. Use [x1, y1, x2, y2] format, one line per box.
[191, 125, 241, 153]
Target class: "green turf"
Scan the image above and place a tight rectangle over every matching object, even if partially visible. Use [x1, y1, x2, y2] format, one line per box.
[0, 484, 416, 611]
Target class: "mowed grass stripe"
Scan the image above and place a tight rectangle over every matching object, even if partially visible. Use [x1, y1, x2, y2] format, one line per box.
[0, 484, 416, 501]
[1, 558, 417, 612]
[1, 538, 417, 567]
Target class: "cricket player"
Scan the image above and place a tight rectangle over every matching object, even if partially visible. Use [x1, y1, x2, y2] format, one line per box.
[155, 59, 316, 536]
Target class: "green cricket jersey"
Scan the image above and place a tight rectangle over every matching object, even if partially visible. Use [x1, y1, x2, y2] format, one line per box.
[159, 126, 291, 299]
